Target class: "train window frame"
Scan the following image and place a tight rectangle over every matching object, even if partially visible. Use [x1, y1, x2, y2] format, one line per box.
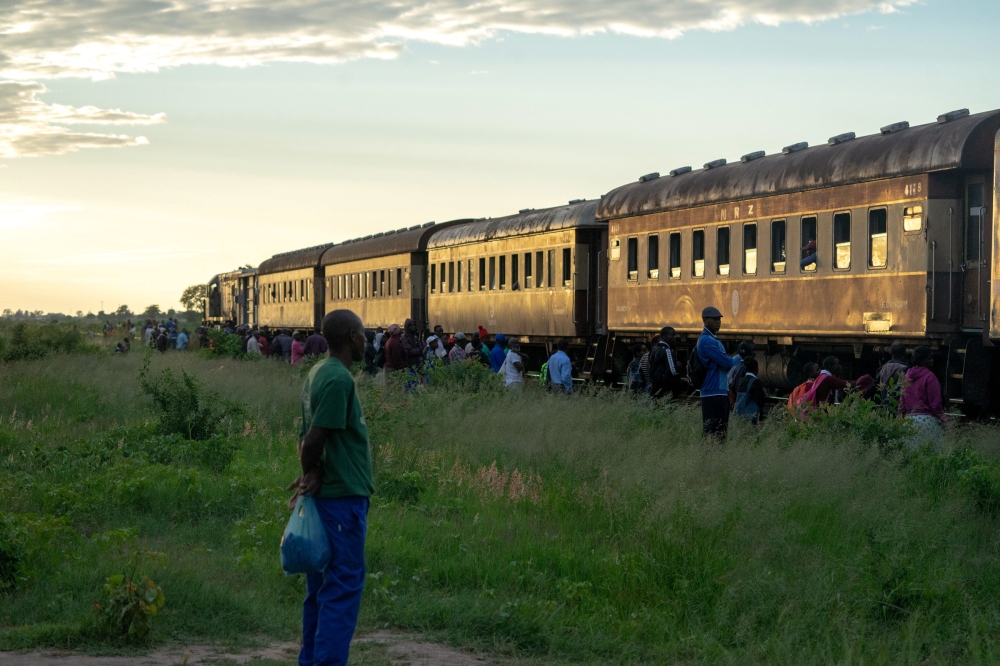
[717, 226, 731, 277]
[524, 252, 533, 288]
[397, 268, 403, 296]
[548, 250, 555, 288]
[480, 257, 487, 291]
[903, 206, 923, 233]
[868, 207, 888, 269]
[967, 183, 985, 263]
[536, 251, 544, 288]
[627, 237, 638, 281]
[448, 261, 455, 293]
[668, 232, 681, 279]
[743, 222, 758, 276]
[457, 260, 462, 292]
[439, 262, 446, 294]
[430, 264, 436, 294]
[489, 257, 496, 290]
[511, 253, 519, 290]
[499, 255, 507, 290]
[379, 270, 385, 297]
[801, 215, 818, 273]
[372, 271, 378, 299]
[467, 260, 473, 292]
[692, 229, 705, 278]
[833, 211, 851, 271]
[647, 234, 659, 280]
[562, 248, 572, 287]
[771, 219, 786, 274]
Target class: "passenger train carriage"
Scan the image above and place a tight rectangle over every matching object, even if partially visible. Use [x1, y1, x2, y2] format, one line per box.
[204, 106, 1000, 412]
[205, 267, 256, 328]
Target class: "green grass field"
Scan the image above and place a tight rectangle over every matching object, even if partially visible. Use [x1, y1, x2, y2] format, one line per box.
[4, 333, 1000, 664]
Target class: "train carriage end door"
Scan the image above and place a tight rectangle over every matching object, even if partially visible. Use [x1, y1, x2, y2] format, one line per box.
[964, 176, 991, 329]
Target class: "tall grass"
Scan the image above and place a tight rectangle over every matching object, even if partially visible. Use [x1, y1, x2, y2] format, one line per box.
[2, 350, 1000, 663]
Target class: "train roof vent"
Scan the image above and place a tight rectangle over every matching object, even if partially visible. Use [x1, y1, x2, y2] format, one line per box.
[938, 108, 970, 123]
[740, 150, 765, 163]
[396, 227, 408, 233]
[880, 121, 910, 134]
[638, 172, 660, 183]
[373, 232, 384, 238]
[384, 230, 396, 236]
[568, 198, 585, 204]
[362, 235, 373, 240]
[782, 141, 808, 155]
[669, 166, 692, 176]
[519, 208, 535, 214]
[352, 237, 363, 242]
[828, 132, 856, 146]
[422, 221, 435, 227]
[409, 224, 422, 230]
[703, 158, 727, 169]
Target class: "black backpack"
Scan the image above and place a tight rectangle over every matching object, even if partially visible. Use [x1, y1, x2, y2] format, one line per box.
[687, 344, 708, 389]
[649, 344, 671, 386]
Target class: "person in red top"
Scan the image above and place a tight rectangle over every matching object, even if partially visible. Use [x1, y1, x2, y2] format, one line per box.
[898, 346, 946, 449]
[811, 356, 853, 404]
[383, 324, 407, 374]
[788, 362, 820, 411]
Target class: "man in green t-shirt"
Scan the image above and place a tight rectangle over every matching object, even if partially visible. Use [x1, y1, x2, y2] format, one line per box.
[288, 309, 372, 666]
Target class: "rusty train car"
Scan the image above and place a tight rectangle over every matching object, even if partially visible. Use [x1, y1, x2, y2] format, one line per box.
[204, 105, 1000, 410]
[597, 108, 1000, 410]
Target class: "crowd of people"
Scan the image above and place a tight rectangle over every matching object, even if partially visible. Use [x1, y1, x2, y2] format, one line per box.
[626, 306, 947, 447]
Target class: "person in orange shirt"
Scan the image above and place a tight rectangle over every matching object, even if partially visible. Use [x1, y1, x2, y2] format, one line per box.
[788, 362, 821, 410]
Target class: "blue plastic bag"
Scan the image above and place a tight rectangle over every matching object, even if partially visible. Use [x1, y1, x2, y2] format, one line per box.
[280, 495, 332, 575]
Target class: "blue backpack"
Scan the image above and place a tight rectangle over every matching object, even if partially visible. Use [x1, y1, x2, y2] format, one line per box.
[733, 377, 761, 422]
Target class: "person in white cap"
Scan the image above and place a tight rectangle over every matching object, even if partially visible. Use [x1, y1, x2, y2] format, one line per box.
[695, 306, 739, 439]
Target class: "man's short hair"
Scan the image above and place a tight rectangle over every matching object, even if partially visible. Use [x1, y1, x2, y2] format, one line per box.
[890, 340, 906, 359]
[745, 357, 759, 374]
[822, 356, 840, 372]
[660, 326, 675, 338]
[802, 362, 818, 376]
[632, 343, 644, 356]
[322, 310, 362, 349]
[557, 339, 569, 351]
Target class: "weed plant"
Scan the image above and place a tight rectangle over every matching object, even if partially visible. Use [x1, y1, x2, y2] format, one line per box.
[3, 350, 1000, 663]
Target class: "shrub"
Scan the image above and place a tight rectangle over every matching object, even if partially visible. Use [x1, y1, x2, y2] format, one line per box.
[94, 549, 166, 642]
[0, 322, 93, 363]
[138, 353, 244, 440]
[198, 329, 245, 359]
[785, 391, 913, 451]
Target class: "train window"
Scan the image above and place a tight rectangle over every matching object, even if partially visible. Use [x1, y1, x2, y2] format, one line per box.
[448, 261, 455, 293]
[563, 248, 572, 286]
[379, 270, 385, 297]
[903, 206, 923, 233]
[524, 253, 533, 288]
[373, 271, 379, 298]
[467, 260, 473, 291]
[627, 237, 638, 281]
[387, 270, 392, 297]
[869, 208, 888, 268]
[489, 257, 496, 290]
[511, 254, 519, 290]
[480, 257, 487, 291]
[430, 264, 436, 293]
[967, 184, 985, 262]
[338, 275, 344, 300]
[536, 251, 544, 288]
[397, 268, 403, 296]
[647, 235, 659, 279]
[834, 212, 851, 270]
[439, 262, 446, 293]
[669, 233, 681, 279]
[717, 227, 730, 276]
[610, 238, 620, 261]
[743, 223, 757, 275]
[307, 279, 311, 301]
[771, 220, 786, 274]
[801, 216, 818, 272]
[692, 230, 705, 278]
[499, 255, 507, 290]
[457, 261, 462, 292]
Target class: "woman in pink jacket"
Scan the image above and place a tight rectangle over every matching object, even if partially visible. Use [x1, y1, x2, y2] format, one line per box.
[898, 346, 945, 449]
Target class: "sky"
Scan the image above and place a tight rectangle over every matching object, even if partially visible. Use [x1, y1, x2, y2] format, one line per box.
[2, 0, 999, 315]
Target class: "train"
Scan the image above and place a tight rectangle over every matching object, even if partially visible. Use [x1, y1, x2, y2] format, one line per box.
[204, 106, 1000, 413]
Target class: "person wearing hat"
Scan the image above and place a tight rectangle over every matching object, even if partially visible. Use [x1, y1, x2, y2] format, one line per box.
[696, 306, 740, 438]
[449, 332, 470, 363]
[489, 333, 508, 372]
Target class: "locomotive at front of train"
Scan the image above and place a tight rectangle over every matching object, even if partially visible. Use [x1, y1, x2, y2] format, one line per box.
[597, 108, 1000, 411]
[425, 200, 608, 376]
[255, 244, 333, 332]
[203, 266, 257, 329]
[320, 219, 474, 333]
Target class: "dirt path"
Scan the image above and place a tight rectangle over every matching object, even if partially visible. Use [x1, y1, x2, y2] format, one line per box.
[0, 631, 490, 666]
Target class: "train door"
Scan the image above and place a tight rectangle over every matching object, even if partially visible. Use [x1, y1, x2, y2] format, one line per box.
[964, 176, 992, 329]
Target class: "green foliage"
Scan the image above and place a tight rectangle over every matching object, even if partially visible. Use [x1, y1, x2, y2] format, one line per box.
[179, 284, 207, 312]
[785, 390, 914, 451]
[0, 512, 80, 592]
[0, 322, 95, 363]
[199, 329, 246, 359]
[425, 357, 504, 394]
[94, 548, 166, 642]
[138, 353, 244, 440]
[379, 470, 424, 505]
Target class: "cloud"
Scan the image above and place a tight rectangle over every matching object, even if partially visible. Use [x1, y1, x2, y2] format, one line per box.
[0, 80, 165, 157]
[0, 195, 79, 228]
[1, 0, 917, 80]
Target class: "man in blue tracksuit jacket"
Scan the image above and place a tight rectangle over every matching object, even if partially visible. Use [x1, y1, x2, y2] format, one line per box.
[696, 306, 740, 438]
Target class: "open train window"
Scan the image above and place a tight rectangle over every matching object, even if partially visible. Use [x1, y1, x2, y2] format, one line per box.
[489, 257, 496, 290]
[669, 233, 681, 279]
[430, 264, 436, 293]
[439, 262, 446, 293]
[537, 251, 544, 288]
[448, 261, 455, 293]
[457, 261, 462, 292]
[499, 255, 507, 290]
[524, 252, 533, 288]
[717, 227, 730, 276]
[801, 216, 817, 272]
[834, 212, 851, 270]
[692, 230, 705, 278]
[548, 250, 555, 288]
[372, 272, 378, 298]
[511, 254, 519, 290]
[771, 220, 786, 274]
[563, 248, 572, 286]
[647, 235, 659, 279]
[869, 208, 887, 268]
[627, 237, 638, 281]
[397, 268, 403, 296]
[467, 260, 473, 291]
[379, 270, 385, 297]
[480, 258, 487, 291]
[903, 206, 922, 233]
[743, 223, 757, 275]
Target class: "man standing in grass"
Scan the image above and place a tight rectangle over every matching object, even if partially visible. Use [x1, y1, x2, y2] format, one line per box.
[288, 309, 373, 666]
[696, 306, 738, 439]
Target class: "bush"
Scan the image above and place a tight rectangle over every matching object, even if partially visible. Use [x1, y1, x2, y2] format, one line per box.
[94, 549, 166, 642]
[138, 353, 244, 440]
[0, 322, 94, 363]
[785, 391, 913, 451]
[198, 329, 245, 359]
